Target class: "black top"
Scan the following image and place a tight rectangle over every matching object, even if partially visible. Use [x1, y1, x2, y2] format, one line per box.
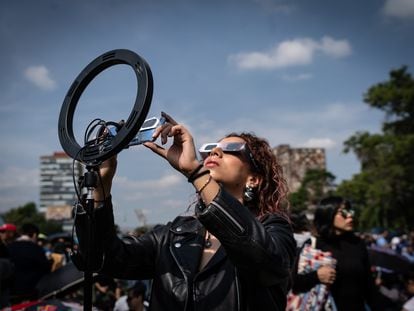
[0, 242, 8, 258]
[7, 239, 51, 298]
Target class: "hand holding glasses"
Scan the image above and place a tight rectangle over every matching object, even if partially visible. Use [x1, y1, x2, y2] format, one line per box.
[96, 116, 166, 151]
[128, 116, 166, 146]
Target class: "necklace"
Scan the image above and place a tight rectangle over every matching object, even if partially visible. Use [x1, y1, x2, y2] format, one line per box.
[205, 231, 212, 248]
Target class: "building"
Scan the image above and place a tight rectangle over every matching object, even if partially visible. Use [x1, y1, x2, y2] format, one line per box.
[39, 152, 83, 223]
[273, 144, 326, 193]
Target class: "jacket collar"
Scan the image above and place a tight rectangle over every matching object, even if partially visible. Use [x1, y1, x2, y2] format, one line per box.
[169, 217, 227, 276]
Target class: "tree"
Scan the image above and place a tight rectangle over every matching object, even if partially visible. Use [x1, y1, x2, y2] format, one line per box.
[289, 169, 336, 213]
[1, 202, 62, 234]
[337, 66, 414, 230]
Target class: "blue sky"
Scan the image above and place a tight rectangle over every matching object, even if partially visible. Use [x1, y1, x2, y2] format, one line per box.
[1, 0, 413, 228]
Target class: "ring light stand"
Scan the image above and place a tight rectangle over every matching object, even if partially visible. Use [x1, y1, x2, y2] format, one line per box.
[58, 49, 153, 310]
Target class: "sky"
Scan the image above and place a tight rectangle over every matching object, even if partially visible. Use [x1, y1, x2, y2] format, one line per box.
[1, 0, 413, 229]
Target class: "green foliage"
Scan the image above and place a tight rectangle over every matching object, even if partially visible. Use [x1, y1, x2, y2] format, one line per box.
[289, 188, 308, 213]
[1, 202, 63, 234]
[364, 65, 414, 135]
[289, 169, 336, 213]
[338, 66, 414, 230]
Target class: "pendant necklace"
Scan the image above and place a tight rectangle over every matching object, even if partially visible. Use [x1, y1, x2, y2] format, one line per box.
[205, 231, 212, 248]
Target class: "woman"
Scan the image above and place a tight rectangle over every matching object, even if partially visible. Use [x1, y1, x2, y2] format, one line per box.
[291, 196, 379, 310]
[75, 112, 296, 311]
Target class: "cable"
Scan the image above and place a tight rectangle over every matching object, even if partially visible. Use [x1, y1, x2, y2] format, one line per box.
[70, 118, 107, 254]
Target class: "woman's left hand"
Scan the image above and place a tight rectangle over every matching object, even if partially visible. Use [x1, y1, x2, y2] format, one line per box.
[317, 265, 336, 285]
[144, 111, 200, 176]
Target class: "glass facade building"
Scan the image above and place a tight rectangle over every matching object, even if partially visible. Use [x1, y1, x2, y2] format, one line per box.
[39, 152, 82, 220]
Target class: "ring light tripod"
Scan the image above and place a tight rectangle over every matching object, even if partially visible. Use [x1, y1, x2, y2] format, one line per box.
[58, 49, 153, 310]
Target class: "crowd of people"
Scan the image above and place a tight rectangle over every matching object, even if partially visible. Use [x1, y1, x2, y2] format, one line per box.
[0, 222, 150, 310]
[1, 112, 413, 310]
[1, 219, 413, 310]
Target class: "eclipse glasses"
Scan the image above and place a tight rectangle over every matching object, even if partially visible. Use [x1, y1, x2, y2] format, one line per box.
[199, 142, 260, 171]
[102, 116, 165, 148]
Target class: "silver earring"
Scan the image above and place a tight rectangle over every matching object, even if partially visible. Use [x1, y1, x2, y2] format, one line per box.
[243, 185, 255, 202]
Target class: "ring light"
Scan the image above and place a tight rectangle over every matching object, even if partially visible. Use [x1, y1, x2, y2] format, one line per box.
[58, 49, 153, 164]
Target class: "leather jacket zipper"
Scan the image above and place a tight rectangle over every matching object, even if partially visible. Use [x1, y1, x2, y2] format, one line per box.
[235, 267, 241, 311]
[170, 245, 189, 310]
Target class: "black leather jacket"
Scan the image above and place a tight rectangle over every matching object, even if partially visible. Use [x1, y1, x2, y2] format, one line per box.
[75, 188, 295, 311]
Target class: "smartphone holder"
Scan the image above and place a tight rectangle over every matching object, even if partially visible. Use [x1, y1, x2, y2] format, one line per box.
[58, 49, 153, 310]
[58, 49, 153, 165]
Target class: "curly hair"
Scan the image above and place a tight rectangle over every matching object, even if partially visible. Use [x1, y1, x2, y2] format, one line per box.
[225, 132, 290, 218]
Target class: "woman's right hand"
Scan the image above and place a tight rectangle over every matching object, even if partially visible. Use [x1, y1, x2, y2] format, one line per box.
[144, 112, 200, 177]
[317, 265, 336, 285]
[94, 155, 117, 203]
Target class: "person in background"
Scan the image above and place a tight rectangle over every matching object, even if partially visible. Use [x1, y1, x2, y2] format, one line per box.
[291, 196, 379, 310]
[74, 112, 296, 310]
[0, 223, 16, 308]
[402, 271, 414, 311]
[0, 224, 17, 257]
[114, 281, 148, 311]
[7, 223, 51, 303]
[402, 244, 414, 263]
[0, 223, 17, 246]
[94, 274, 118, 310]
[290, 211, 312, 250]
[377, 229, 390, 248]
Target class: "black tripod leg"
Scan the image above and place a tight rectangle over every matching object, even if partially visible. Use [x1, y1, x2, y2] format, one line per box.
[84, 271, 93, 310]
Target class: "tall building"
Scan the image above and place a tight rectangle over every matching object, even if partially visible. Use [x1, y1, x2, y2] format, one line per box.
[39, 152, 82, 221]
[273, 144, 326, 193]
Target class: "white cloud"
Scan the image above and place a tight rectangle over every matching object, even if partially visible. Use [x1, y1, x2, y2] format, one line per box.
[383, 0, 414, 19]
[319, 36, 352, 58]
[228, 36, 352, 70]
[24, 65, 57, 90]
[302, 138, 337, 149]
[280, 102, 370, 127]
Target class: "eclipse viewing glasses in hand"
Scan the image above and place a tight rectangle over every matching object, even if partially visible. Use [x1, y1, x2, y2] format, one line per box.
[128, 116, 166, 146]
[99, 116, 166, 150]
